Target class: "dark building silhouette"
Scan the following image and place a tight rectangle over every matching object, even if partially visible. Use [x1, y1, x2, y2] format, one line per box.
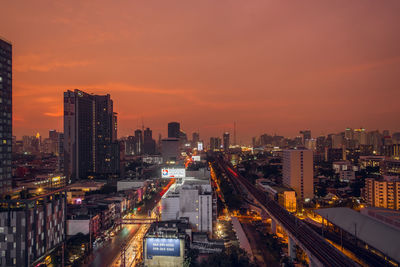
[210, 137, 221, 150]
[125, 136, 136, 155]
[192, 132, 199, 147]
[0, 38, 12, 194]
[143, 127, 156, 154]
[223, 132, 230, 151]
[168, 122, 180, 138]
[64, 89, 119, 181]
[134, 129, 143, 155]
[300, 130, 312, 144]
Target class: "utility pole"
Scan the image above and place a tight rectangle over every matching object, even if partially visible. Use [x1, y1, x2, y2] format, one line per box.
[121, 242, 126, 267]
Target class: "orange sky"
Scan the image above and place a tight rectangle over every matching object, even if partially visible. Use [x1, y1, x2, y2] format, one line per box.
[1, 1, 400, 143]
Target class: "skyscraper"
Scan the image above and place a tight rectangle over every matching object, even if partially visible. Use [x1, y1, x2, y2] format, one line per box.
[64, 89, 119, 181]
[282, 149, 314, 199]
[223, 132, 230, 151]
[143, 127, 156, 154]
[0, 38, 12, 194]
[134, 129, 143, 155]
[192, 132, 200, 147]
[300, 130, 311, 144]
[210, 137, 221, 151]
[168, 122, 180, 138]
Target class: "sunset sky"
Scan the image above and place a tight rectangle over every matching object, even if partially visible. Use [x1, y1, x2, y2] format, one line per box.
[1, 1, 400, 143]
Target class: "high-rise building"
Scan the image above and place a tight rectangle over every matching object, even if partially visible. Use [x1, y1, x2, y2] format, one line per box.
[161, 173, 214, 233]
[125, 136, 136, 155]
[300, 130, 311, 144]
[58, 133, 64, 173]
[0, 38, 12, 194]
[134, 129, 143, 155]
[143, 127, 156, 154]
[365, 177, 400, 210]
[48, 130, 61, 155]
[168, 122, 180, 138]
[192, 132, 200, 147]
[64, 89, 119, 181]
[282, 149, 314, 199]
[209, 137, 221, 151]
[223, 132, 230, 151]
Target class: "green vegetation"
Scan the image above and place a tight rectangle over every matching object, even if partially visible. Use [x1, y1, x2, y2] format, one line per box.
[219, 180, 242, 211]
[197, 246, 255, 267]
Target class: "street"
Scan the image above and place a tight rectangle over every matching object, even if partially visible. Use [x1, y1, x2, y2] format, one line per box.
[87, 224, 140, 267]
[85, 181, 171, 267]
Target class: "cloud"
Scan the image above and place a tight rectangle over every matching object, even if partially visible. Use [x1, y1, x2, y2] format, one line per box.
[14, 55, 93, 72]
[44, 111, 63, 117]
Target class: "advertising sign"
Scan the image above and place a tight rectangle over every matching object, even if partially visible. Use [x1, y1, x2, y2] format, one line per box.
[146, 238, 180, 258]
[161, 168, 186, 178]
[192, 156, 201, 162]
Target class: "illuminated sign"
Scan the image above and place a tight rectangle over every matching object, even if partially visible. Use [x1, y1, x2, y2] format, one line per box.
[161, 168, 185, 178]
[146, 238, 180, 258]
[192, 156, 201, 162]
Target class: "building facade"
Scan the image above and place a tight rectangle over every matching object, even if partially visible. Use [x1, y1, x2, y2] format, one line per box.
[64, 89, 119, 181]
[365, 177, 400, 210]
[0, 38, 12, 194]
[282, 149, 314, 199]
[223, 132, 230, 151]
[0, 190, 67, 266]
[168, 122, 180, 139]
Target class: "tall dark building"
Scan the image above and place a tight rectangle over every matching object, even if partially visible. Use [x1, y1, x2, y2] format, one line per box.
[168, 122, 180, 138]
[64, 89, 119, 181]
[125, 136, 136, 155]
[192, 132, 199, 146]
[300, 130, 312, 144]
[143, 127, 156, 154]
[134, 129, 143, 155]
[0, 38, 12, 194]
[223, 132, 230, 151]
[210, 137, 221, 150]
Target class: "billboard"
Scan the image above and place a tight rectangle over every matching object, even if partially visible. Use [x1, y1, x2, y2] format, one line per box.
[161, 168, 186, 178]
[192, 156, 201, 162]
[146, 238, 181, 258]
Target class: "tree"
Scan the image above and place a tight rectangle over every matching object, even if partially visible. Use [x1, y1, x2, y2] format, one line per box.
[198, 246, 255, 267]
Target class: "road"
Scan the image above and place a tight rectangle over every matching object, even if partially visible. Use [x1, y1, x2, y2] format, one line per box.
[86, 184, 169, 267]
[87, 224, 140, 267]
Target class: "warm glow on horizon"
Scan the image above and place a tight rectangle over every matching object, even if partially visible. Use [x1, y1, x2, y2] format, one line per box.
[1, 1, 400, 142]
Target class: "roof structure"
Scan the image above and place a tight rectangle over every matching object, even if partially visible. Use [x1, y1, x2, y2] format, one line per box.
[315, 207, 400, 264]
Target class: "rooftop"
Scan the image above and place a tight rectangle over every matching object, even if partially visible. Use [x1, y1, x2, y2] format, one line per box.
[315, 207, 400, 264]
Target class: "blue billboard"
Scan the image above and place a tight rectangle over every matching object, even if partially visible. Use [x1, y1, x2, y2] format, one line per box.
[146, 238, 181, 258]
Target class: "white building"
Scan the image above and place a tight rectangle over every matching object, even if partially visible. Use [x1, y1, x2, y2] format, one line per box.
[282, 149, 314, 200]
[161, 176, 214, 233]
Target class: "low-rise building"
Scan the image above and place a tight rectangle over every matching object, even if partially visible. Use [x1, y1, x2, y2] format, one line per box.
[256, 179, 296, 212]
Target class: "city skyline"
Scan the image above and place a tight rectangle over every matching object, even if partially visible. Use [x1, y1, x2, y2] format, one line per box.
[2, 1, 400, 142]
